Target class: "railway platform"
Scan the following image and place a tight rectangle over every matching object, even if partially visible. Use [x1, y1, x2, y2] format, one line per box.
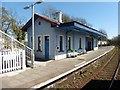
[1, 46, 114, 89]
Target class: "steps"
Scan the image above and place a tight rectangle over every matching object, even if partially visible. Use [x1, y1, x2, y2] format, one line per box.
[0, 30, 33, 73]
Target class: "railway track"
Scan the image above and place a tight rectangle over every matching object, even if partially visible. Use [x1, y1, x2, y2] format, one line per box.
[82, 48, 120, 90]
[108, 59, 120, 90]
[36, 47, 119, 90]
[49, 47, 120, 89]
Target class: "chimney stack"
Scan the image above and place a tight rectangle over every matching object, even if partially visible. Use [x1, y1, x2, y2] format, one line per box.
[56, 11, 63, 23]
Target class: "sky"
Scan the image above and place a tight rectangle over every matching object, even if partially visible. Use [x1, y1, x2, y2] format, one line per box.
[1, 2, 118, 39]
[118, 2, 120, 35]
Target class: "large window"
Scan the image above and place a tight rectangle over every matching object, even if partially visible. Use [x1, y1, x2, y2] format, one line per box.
[38, 36, 42, 51]
[68, 36, 72, 50]
[59, 36, 64, 52]
[79, 38, 82, 49]
[31, 37, 32, 48]
[95, 39, 97, 47]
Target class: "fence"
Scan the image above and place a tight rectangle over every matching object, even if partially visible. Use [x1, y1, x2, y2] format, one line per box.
[0, 30, 33, 74]
[25, 46, 33, 67]
[0, 49, 25, 74]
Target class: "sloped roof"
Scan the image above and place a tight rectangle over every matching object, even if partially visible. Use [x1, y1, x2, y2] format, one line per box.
[21, 13, 58, 31]
[57, 21, 107, 37]
[21, 13, 106, 37]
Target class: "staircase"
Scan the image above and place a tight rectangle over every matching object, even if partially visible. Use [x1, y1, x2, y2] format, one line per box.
[0, 30, 34, 74]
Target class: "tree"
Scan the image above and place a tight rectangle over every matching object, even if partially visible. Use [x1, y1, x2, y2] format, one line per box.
[76, 18, 87, 25]
[10, 18, 26, 41]
[110, 35, 120, 47]
[63, 14, 71, 22]
[99, 29, 107, 35]
[9, 8, 26, 41]
[0, 7, 11, 33]
[41, 6, 89, 24]
[99, 29, 108, 41]
[41, 6, 107, 34]
[41, 5, 58, 19]
[86, 23, 93, 27]
[71, 16, 91, 25]
[0, 7, 26, 42]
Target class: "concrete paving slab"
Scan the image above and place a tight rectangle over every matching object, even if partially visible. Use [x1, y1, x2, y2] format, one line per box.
[1, 46, 114, 89]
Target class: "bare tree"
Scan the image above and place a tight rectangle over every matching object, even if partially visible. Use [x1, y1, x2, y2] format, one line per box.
[99, 29, 108, 42]
[99, 29, 107, 35]
[41, 5, 95, 27]
[86, 23, 93, 27]
[63, 14, 71, 22]
[41, 5, 58, 19]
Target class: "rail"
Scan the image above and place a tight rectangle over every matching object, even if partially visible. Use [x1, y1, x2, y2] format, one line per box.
[32, 46, 115, 89]
[25, 46, 33, 67]
[0, 30, 33, 73]
[108, 58, 120, 90]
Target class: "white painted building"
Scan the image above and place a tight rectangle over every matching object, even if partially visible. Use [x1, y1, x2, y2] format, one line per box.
[98, 41, 107, 46]
[22, 12, 106, 60]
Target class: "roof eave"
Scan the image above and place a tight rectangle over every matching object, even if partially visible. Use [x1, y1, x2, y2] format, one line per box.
[21, 14, 58, 32]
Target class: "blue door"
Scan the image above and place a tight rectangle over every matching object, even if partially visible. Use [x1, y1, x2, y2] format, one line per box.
[45, 36, 49, 59]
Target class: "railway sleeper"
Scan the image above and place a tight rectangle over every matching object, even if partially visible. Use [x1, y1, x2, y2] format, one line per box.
[79, 65, 91, 74]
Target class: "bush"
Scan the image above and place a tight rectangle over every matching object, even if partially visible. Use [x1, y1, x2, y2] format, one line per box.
[67, 49, 77, 52]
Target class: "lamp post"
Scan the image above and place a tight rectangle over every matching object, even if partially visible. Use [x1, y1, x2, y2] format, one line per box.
[24, 0, 43, 68]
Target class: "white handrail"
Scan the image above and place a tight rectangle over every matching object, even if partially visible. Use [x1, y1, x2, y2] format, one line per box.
[0, 30, 34, 73]
[0, 30, 33, 50]
[0, 30, 25, 47]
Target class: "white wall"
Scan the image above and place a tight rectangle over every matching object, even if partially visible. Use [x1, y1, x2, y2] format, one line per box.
[27, 18, 56, 60]
[54, 30, 86, 60]
[94, 38, 98, 50]
[27, 18, 99, 60]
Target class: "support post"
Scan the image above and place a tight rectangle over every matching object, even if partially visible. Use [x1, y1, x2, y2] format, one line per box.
[22, 49, 26, 69]
[32, 4, 35, 68]
[0, 52, 2, 74]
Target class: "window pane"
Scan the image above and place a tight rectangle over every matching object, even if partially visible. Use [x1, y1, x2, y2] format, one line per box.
[31, 37, 32, 48]
[96, 40, 97, 47]
[60, 36, 63, 51]
[68, 37, 71, 50]
[79, 38, 81, 49]
[38, 36, 42, 51]
[38, 22, 41, 25]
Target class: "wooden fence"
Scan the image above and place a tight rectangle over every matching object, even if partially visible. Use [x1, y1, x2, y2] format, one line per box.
[0, 49, 25, 74]
[0, 30, 33, 74]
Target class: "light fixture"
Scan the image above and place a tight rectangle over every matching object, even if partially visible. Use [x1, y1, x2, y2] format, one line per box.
[23, 0, 43, 68]
[36, 0, 44, 4]
[24, 5, 30, 9]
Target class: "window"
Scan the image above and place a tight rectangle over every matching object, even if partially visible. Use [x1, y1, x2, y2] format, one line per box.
[68, 37, 71, 50]
[31, 37, 32, 42]
[31, 37, 32, 47]
[59, 36, 64, 52]
[79, 38, 82, 49]
[38, 36, 42, 51]
[38, 22, 41, 25]
[96, 39, 97, 47]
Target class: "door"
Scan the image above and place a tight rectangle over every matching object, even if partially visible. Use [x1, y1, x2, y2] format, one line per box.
[88, 41, 91, 51]
[45, 36, 49, 59]
[68, 37, 71, 50]
[91, 37, 94, 50]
